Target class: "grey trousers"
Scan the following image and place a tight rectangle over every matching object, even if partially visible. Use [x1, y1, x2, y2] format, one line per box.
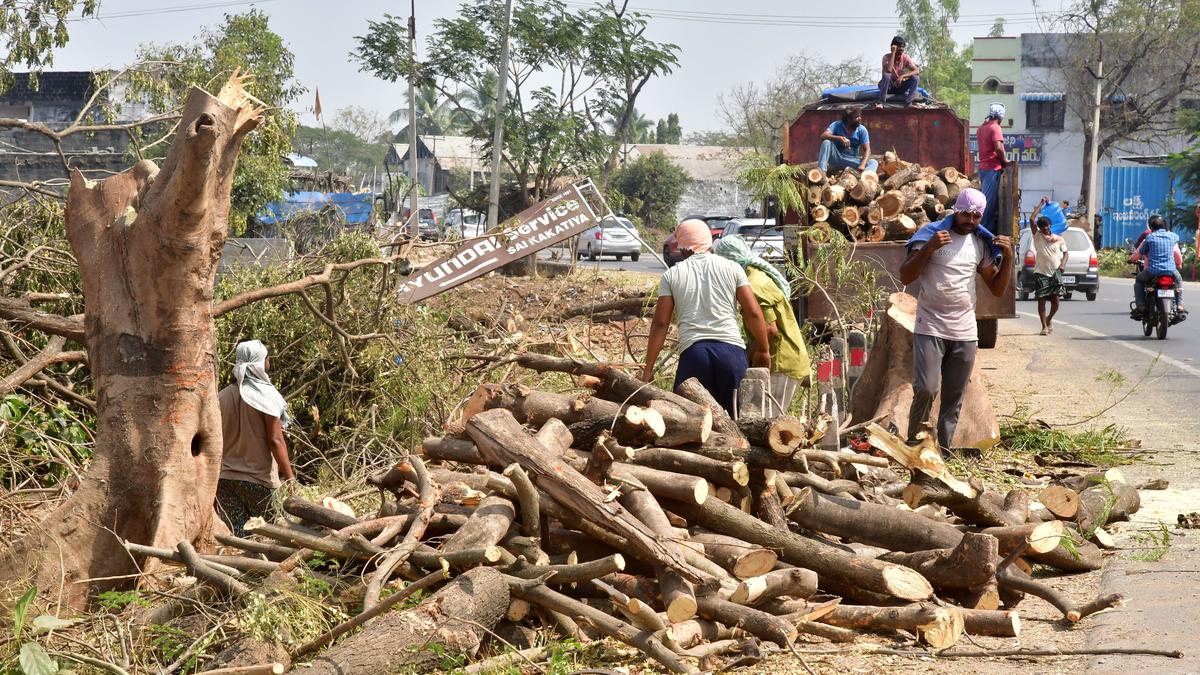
[908, 334, 977, 450]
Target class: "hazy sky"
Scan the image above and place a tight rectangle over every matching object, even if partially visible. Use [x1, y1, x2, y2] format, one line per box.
[46, 0, 1066, 135]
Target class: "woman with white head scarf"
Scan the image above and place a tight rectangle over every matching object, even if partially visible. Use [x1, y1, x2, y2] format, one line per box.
[714, 235, 811, 414]
[215, 340, 295, 536]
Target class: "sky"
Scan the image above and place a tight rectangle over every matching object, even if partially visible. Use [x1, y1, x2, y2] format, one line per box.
[44, 0, 1069, 136]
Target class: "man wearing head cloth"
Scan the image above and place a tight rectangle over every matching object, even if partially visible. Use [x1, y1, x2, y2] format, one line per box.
[977, 102, 1010, 232]
[215, 340, 296, 536]
[900, 188, 1013, 453]
[642, 219, 772, 416]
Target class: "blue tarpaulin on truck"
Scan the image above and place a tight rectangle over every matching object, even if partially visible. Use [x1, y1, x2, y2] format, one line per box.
[818, 84, 933, 102]
[258, 192, 375, 225]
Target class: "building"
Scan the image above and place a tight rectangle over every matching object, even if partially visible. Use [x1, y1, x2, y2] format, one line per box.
[621, 144, 753, 222]
[385, 133, 487, 196]
[969, 33, 1195, 243]
[0, 72, 152, 186]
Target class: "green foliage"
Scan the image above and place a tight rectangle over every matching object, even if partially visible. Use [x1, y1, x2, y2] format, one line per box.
[17, 642, 57, 675]
[1170, 110, 1200, 201]
[0, 1, 97, 75]
[390, 83, 471, 135]
[1097, 247, 1134, 278]
[12, 587, 35, 640]
[0, 394, 94, 489]
[354, 0, 678, 205]
[655, 113, 683, 144]
[1000, 405, 1133, 467]
[293, 124, 389, 182]
[1128, 522, 1172, 562]
[735, 152, 807, 220]
[123, 10, 302, 231]
[241, 590, 347, 646]
[95, 590, 150, 611]
[612, 151, 690, 230]
[895, 0, 973, 117]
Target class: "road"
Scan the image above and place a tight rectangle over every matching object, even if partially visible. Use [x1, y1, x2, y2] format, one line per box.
[989, 276, 1200, 674]
[537, 246, 667, 275]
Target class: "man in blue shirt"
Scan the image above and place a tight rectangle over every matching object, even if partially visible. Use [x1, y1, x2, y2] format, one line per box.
[1132, 215, 1186, 318]
[817, 109, 879, 174]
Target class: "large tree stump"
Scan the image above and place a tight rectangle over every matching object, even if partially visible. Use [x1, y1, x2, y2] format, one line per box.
[0, 77, 264, 607]
[291, 567, 509, 675]
[849, 293, 999, 449]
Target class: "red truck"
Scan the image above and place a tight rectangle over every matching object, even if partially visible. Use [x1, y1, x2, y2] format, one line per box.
[783, 100, 1017, 348]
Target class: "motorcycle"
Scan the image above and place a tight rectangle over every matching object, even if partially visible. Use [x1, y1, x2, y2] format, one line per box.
[1129, 259, 1186, 339]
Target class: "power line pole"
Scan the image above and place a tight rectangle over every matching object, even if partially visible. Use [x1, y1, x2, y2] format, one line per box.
[486, 0, 514, 231]
[1085, 4, 1103, 229]
[407, 0, 419, 237]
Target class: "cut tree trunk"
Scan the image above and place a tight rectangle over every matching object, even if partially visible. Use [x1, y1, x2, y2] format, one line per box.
[729, 567, 819, 605]
[876, 191, 906, 219]
[821, 184, 846, 206]
[617, 486, 699, 622]
[884, 214, 917, 240]
[884, 165, 923, 190]
[1076, 481, 1141, 533]
[822, 603, 964, 649]
[0, 77, 264, 607]
[662, 495, 933, 602]
[929, 176, 949, 205]
[810, 204, 830, 222]
[290, 567, 508, 675]
[830, 206, 861, 230]
[806, 168, 827, 185]
[737, 416, 805, 456]
[464, 383, 668, 445]
[676, 377, 742, 441]
[878, 533, 998, 591]
[696, 595, 797, 646]
[939, 167, 960, 183]
[1038, 485, 1080, 519]
[850, 177, 880, 204]
[848, 293, 999, 449]
[440, 496, 515, 556]
[688, 532, 778, 579]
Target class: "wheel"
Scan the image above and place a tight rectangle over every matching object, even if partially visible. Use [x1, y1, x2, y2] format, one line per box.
[1018, 291, 1029, 301]
[977, 318, 998, 349]
[1156, 297, 1169, 339]
[1143, 309, 1154, 336]
[587, 245, 598, 261]
[1086, 291, 1097, 301]
[615, 254, 624, 261]
[576, 250, 584, 260]
[631, 252, 640, 262]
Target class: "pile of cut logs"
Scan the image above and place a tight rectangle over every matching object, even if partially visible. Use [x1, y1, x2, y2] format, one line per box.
[134, 354, 1150, 674]
[806, 151, 976, 243]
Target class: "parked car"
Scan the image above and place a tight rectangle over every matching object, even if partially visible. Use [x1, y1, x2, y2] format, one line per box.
[721, 218, 784, 262]
[446, 208, 486, 239]
[401, 207, 440, 240]
[1015, 226, 1100, 301]
[576, 216, 641, 261]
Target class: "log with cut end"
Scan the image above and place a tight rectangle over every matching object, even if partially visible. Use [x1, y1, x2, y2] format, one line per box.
[289, 567, 508, 675]
[929, 176, 949, 204]
[884, 214, 916, 240]
[738, 416, 805, 456]
[830, 206, 861, 229]
[688, 532, 778, 579]
[644, 398, 713, 446]
[908, 207, 930, 228]
[662, 494, 933, 601]
[810, 204, 830, 222]
[939, 166, 960, 183]
[666, 619, 745, 650]
[878, 532, 998, 591]
[822, 184, 846, 206]
[850, 176, 880, 204]
[980, 520, 1066, 555]
[861, 204, 883, 225]
[622, 446, 749, 488]
[806, 167, 827, 185]
[730, 567, 819, 605]
[822, 603, 964, 649]
[617, 486, 700, 622]
[564, 451, 710, 505]
[876, 190, 906, 219]
[884, 164, 923, 190]
[860, 169, 880, 185]
[920, 194, 943, 220]
[466, 383, 668, 446]
[866, 224, 886, 241]
[440, 495, 515, 557]
[1076, 480, 1141, 533]
[960, 608, 1021, 637]
[467, 409, 701, 583]
[675, 377, 741, 440]
[1038, 484, 1080, 518]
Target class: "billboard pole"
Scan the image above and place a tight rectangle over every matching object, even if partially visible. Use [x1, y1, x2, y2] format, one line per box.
[486, 0, 514, 232]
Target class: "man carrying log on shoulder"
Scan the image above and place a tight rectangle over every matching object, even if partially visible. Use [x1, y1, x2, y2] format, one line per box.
[642, 220, 772, 417]
[899, 188, 1012, 454]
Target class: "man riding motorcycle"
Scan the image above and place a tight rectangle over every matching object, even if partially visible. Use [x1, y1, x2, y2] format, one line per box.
[1130, 215, 1186, 319]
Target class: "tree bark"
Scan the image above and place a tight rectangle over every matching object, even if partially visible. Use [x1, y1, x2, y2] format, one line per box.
[737, 416, 805, 456]
[290, 567, 509, 675]
[696, 595, 797, 646]
[730, 567, 819, 605]
[822, 603, 964, 648]
[0, 78, 263, 607]
[688, 532, 778, 579]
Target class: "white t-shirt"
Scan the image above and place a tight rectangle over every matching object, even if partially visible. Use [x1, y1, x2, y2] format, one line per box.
[658, 253, 750, 353]
[911, 232, 990, 341]
[1032, 233, 1067, 276]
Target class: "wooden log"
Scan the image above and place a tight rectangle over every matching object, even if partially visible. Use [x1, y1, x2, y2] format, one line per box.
[920, 194, 943, 221]
[618, 486, 700, 622]
[866, 224, 886, 241]
[564, 451, 710, 505]
[468, 383, 668, 445]
[810, 204, 830, 222]
[835, 171, 859, 192]
[860, 169, 880, 185]
[850, 176, 880, 204]
[645, 398, 714, 447]
[806, 167, 827, 185]
[534, 418, 574, 454]
[908, 208, 930, 228]
[821, 184, 846, 206]
[859, 204, 883, 225]
[507, 577, 692, 673]
[876, 190, 905, 219]
[441, 496, 515, 557]
[999, 567, 1121, 623]
[1059, 468, 1126, 494]
[197, 664, 284, 675]
[781, 471, 862, 499]
[929, 175, 949, 205]
[939, 166, 960, 183]
[1038, 484, 1080, 519]
[737, 368, 773, 418]
[822, 603, 964, 649]
[688, 532, 778, 579]
[830, 206, 861, 229]
[883, 214, 916, 240]
[215, 534, 296, 561]
[696, 595, 797, 646]
[283, 497, 359, 531]
[730, 567, 819, 605]
[960, 608, 1021, 637]
[789, 487, 964, 553]
[676, 377, 742, 441]
[1077, 481, 1141, 533]
[421, 436, 485, 464]
[622, 446, 749, 489]
[666, 619, 744, 650]
[290, 567, 507, 675]
[878, 533, 998, 591]
[980, 521, 1066, 555]
[662, 495, 933, 601]
[883, 164, 922, 190]
[467, 409, 701, 583]
[737, 416, 805, 456]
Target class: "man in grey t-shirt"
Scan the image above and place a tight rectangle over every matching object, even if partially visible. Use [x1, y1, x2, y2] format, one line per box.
[643, 219, 771, 416]
[899, 188, 1012, 452]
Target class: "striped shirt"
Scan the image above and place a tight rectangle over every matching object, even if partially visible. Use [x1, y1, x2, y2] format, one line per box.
[1139, 230, 1179, 274]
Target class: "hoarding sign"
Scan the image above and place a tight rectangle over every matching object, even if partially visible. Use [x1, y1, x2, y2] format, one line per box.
[969, 133, 1043, 165]
[396, 180, 603, 304]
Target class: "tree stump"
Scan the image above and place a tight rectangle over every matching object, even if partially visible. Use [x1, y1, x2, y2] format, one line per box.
[0, 76, 264, 607]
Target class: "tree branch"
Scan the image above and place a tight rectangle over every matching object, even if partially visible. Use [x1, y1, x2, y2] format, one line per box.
[0, 335, 88, 395]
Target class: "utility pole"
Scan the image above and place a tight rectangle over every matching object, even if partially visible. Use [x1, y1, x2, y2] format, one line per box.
[487, 0, 514, 231]
[407, 1, 419, 237]
[1085, 3, 1103, 229]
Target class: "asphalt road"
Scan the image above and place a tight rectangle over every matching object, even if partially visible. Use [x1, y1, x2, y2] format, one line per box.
[537, 246, 668, 275]
[1016, 275, 1200, 376]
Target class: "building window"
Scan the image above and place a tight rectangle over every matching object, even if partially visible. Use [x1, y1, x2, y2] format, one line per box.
[1026, 100, 1065, 131]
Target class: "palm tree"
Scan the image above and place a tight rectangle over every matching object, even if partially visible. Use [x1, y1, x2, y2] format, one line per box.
[389, 83, 468, 135]
[608, 108, 655, 144]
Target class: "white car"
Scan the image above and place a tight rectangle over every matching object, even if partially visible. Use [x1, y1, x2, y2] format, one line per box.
[576, 216, 641, 261]
[1015, 226, 1100, 301]
[445, 208, 486, 239]
[721, 218, 784, 262]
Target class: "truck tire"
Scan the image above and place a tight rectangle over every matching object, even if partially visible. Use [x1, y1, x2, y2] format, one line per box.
[977, 319, 999, 349]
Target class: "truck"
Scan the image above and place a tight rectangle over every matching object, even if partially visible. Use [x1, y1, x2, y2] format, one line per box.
[782, 97, 1018, 348]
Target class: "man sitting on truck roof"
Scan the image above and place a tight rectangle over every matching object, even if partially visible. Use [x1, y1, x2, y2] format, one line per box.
[817, 109, 879, 174]
[878, 35, 920, 106]
[900, 188, 1013, 454]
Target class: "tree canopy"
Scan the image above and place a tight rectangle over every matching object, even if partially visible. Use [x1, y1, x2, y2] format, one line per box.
[0, 0, 98, 76]
[612, 151, 690, 230]
[353, 0, 678, 208]
[895, 0, 973, 117]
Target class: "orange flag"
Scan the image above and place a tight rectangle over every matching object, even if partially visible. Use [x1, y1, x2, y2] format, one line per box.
[314, 88, 323, 121]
